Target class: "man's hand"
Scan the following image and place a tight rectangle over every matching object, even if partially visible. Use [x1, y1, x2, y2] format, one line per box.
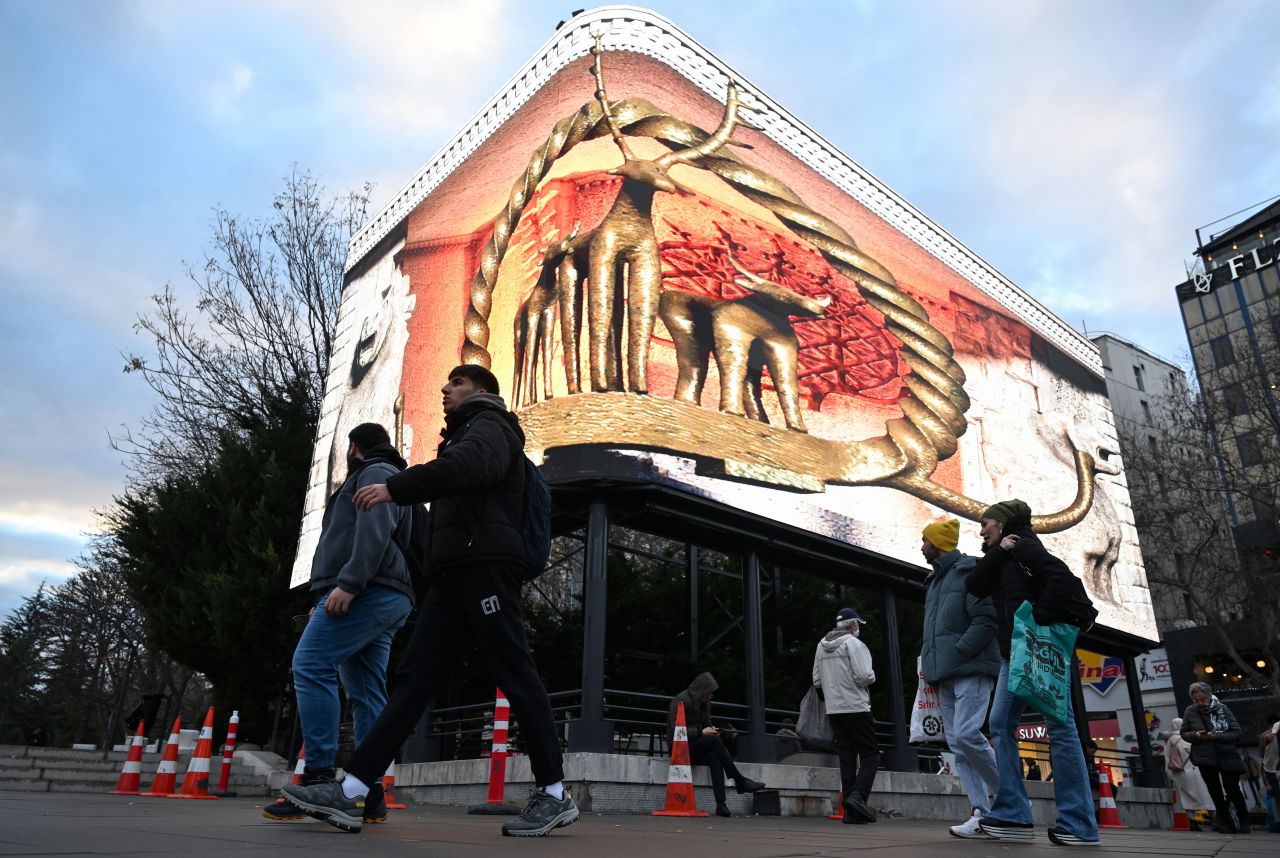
[324, 587, 356, 616]
[353, 483, 392, 511]
[702, 726, 719, 737]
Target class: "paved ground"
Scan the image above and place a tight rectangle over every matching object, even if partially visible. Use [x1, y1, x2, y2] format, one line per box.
[0, 792, 1274, 857]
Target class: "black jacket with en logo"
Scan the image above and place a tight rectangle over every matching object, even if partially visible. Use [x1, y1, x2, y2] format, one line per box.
[384, 394, 525, 576]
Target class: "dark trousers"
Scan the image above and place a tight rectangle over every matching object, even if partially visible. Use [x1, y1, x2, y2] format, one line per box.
[688, 734, 742, 804]
[1199, 763, 1250, 831]
[829, 711, 878, 802]
[345, 562, 564, 787]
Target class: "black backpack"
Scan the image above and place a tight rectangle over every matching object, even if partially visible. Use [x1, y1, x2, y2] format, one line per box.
[400, 502, 433, 602]
[518, 456, 552, 582]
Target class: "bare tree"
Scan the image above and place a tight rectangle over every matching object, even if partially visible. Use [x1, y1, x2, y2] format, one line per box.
[114, 169, 370, 482]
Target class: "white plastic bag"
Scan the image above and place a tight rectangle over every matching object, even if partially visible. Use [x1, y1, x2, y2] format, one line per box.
[910, 656, 946, 743]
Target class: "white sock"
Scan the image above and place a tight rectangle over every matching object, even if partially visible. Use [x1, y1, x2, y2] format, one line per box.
[341, 774, 369, 799]
[542, 781, 565, 800]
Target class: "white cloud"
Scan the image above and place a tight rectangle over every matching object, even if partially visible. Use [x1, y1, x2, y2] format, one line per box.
[207, 63, 254, 121]
[0, 559, 79, 587]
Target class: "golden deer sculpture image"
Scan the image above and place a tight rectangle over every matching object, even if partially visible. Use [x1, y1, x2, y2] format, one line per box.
[513, 225, 594, 407]
[660, 254, 830, 432]
[583, 35, 753, 394]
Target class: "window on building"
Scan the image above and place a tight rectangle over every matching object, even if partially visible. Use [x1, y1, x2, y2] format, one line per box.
[1156, 472, 1168, 493]
[1236, 432, 1263, 467]
[1223, 382, 1248, 417]
[1133, 364, 1145, 391]
[1148, 435, 1159, 453]
[1251, 491, 1276, 525]
[1210, 334, 1235, 368]
[1140, 400, 1152, 422]
[1183, 591, 1195, 619]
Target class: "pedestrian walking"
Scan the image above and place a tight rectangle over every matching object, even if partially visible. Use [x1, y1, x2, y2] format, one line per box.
[1182, 682, 1251, 833]
[1164, 718, 1214, 818]
[282, 365, 576, 837]
[813, 606, 878, 824]
[263, 422, 414, 824]
[918, 518, 1001, 839]
[965, 499, 1100, 847]
[666, 672, 765, 817]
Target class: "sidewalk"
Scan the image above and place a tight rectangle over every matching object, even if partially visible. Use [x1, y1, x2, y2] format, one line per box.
[0, 792, 1272, 856]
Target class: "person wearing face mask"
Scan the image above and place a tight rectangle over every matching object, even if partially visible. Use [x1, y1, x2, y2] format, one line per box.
[264, 422, 414, 825]
[813, 606, 878, 824]
[1182, 681, 1251, 833]
[965, 499, 1100, 847]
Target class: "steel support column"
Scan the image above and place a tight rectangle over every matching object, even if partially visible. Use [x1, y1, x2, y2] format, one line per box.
[739, 551, 774, 762]
[1070, 655, 1094, 751]
[880, 587, 916, 771]
[687, 545, 699, 664]
[1123, 654, 1161, 788]
[570, 500, 613, 751]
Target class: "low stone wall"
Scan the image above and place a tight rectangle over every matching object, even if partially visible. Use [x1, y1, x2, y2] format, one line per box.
[397, 752, 1174, 828]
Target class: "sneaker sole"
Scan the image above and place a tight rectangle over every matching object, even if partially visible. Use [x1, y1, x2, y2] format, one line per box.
[261, 811, 310, 822]
[364, 812, 389, 824]
[282, 793, 364, 833]
[980, 824, 1035, 840]
[1047, 831, 1100, 847]
[949, 826, 994, 839]
[502, 806, 580, 837]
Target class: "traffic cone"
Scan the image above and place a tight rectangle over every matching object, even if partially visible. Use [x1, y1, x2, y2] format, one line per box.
[211, 710, 239, 797]
[109, 721, 147, 795]
[170, 707, 218, 799]
[467, 688, 521, 814]
[383, 761, 406, 810]
[1096, 763, 1127, 829]
[652, 701, 708, 817]
[143, 717, 182, 797]
[828, 790, 845, 820]
[290, 744, 306, 785]
[1169, 788, 1191, 831]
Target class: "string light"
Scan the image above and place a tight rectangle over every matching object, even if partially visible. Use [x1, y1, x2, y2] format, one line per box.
[1204, 665, 1215, 674]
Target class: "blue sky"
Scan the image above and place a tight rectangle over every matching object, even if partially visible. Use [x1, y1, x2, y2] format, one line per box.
[1, 0, 1278, 621]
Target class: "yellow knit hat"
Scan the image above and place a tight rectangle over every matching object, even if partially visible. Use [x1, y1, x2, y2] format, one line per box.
[922, 519, 960, 552]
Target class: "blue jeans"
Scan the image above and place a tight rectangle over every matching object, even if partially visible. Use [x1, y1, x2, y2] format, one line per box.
[989, 658, 1098, 839]
[292, 586, 412, 770]
[937, 674, 998, 815]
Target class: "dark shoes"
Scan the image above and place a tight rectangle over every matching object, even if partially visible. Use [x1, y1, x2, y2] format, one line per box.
[501, 788, 580, 837]
[280, 779, 366, 833]
[364, 783, 388, 824]
[263, 768, 335, 822]
[1046, 825, 1100, 847]
[842, 794, 877, 824]
[979, 816, 1035, 840]
[715, 802, 732, 817]
[733, 777, 766, 794]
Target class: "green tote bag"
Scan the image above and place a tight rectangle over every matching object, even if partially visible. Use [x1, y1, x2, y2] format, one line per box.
[1008, 600, 1079, 724]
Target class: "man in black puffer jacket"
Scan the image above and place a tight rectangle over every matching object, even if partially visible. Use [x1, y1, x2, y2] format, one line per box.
[283, 365, 576, 839]
[964, 500, 1100, 848]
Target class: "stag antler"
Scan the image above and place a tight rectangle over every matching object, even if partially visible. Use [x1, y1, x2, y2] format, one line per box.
[727, 252, 830, 316]
[591, 35, 635, 161]
[656, 82, 749, 168]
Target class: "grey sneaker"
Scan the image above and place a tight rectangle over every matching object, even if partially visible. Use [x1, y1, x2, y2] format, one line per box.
[281, 780, 365, 833]
[501, 788, 579, 837]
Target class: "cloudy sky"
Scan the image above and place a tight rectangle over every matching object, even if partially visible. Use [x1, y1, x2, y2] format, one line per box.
[1, 0, 1277, 621]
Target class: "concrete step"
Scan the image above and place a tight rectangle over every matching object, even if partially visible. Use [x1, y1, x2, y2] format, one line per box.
[0, 746, 279, 797]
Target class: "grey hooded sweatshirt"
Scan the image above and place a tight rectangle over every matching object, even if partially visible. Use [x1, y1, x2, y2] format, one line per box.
[812, 624, 876, 714]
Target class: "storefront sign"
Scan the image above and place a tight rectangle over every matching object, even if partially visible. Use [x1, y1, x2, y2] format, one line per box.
[1135, 648, 1172, 692]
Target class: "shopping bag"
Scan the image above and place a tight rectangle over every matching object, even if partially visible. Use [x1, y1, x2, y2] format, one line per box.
[1008, 600, 1079, 724]
[910, 656, 946, 743]
[796, 686, 834, 749]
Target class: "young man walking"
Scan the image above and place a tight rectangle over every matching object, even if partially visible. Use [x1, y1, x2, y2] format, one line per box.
[813, 606, 878, 824]
[965, 499, 1100, 847]
[263, 423, 415, 824]
[283, 365, 576, 837]
[918, 518, 1001, 838]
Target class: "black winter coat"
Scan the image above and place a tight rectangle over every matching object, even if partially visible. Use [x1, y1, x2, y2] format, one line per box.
[965, 524, 1085, 658]
[1181, 700, 1245, 772]
[384, 394, 525, 576]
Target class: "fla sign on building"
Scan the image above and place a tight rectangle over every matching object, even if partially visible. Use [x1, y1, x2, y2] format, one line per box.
[291, 6, 1156, 643]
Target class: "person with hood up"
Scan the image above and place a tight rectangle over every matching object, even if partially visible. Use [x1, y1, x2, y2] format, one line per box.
[919, 518, 1000, 838]
[264, 422, 414, 824]
[1182, 682, 1251, 833]
[965, 499, 1100, 847]
[283, 366, 575, 838]
[1164, 717, 1214, 825]
[666, 672, 766, 817]
[813, 606, 878, 824]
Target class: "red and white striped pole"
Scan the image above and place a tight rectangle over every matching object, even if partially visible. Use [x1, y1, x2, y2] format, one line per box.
[212, 710, 239, 796]
[467, 688, 520, 814]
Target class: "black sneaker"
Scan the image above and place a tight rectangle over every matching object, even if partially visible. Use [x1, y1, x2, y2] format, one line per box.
[715, 802, 732, 818]
[979, 816, 1035, 839]
[1046, 825, 1100, 847]
[843, 794, 877, 824]
[263, 768, 335, 822]
[501, 788, 580, 837]
[282, 779, 365, 833]
[363, 783, 388, 824]
[734, 777, 766, 794]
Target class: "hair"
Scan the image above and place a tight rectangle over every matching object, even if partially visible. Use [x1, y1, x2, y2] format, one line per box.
[347, 422, 391, 454]
[449, 364, 500, 396]
[1188, 681, 1213, 698]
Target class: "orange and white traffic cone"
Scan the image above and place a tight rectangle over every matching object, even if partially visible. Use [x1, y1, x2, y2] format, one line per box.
[170, 707, 218, 800]
[143, 716, 182, 797]
[652, 701, 708, 817]
[290, 744, 306, 785]
[467, 688, 520, 815]
[1169, 788, 1191, 831]
[383, 761, 406, 810]
[1097, 763, 1127, 829]
[828, 790, 845, 820]
[109, 721, 147, 795]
